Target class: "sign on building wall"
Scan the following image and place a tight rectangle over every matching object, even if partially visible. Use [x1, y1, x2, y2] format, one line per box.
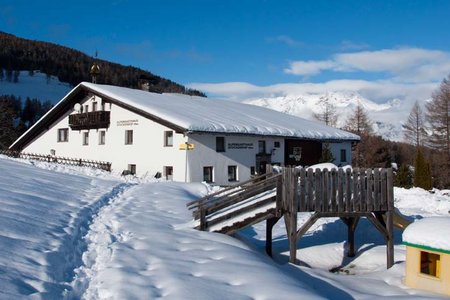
[179, 143, 195, 150]
[228, 143, 254, 150]
[117, 119, 139, 126]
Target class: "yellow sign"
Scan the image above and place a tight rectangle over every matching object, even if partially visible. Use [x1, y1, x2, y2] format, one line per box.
[179, 143, 195, 150]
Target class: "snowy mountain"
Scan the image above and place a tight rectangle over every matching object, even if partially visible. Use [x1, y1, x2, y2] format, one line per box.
[245, 91, 408, 142]
[0, 70, 72, 103]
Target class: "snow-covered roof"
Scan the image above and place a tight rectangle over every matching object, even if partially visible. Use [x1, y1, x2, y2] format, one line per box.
[10, 82, 359, 150]
[82, 82, 359, 140]
[403, 217, 450, 252]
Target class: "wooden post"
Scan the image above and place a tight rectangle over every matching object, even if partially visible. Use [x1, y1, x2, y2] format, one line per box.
[338, 168, 344, 212]
[282, 167, 298, 264]
[265, 217, 280, 257]
[199, 206, 207, 231]
[386, 168, 394, 268]
[342, 217, 360, 257]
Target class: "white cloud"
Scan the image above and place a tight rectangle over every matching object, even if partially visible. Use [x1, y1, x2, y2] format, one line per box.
[188, 79, 438, 106]
[284, 47, 450, 82]
[284, 60, 335, 76]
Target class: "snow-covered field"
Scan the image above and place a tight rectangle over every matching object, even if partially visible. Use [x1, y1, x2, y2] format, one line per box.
[0, 156, 449, 299]
[0, 70, 72, 103]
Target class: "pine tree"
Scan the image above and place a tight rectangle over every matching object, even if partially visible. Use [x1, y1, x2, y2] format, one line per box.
[313, 95, 338, 127]
[403, 101, 427, 147]
[426, 75, 450, 157]
[394, 164, 413, 188]
[413, 149, 432, 190]
[0, 97, 20, 149]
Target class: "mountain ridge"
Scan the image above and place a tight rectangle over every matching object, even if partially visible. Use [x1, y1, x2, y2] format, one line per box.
[0, 31, 205, 96]
[244, 91, 407, 142]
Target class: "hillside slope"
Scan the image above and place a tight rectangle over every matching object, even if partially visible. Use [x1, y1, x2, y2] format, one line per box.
[0, 32, 204, 96]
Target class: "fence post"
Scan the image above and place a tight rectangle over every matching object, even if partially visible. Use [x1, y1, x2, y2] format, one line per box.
[199, 206, 207, 231]
[386, 168, 394, 268]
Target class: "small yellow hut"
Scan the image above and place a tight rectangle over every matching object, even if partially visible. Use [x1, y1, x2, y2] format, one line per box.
[403, 217, 450, 296]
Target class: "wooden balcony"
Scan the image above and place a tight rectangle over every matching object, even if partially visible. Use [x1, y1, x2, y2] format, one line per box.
[69, 111, 110, 130]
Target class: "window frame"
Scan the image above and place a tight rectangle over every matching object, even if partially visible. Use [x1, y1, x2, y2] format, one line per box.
[216, 136, 225, 152]
[128, 164, 136, 175]
[82, 131, 89, 146]
[420, 251, 441, 278]
[164, 130, 174, 147]
[57, 128, 69, 142]
[258, 140, 266, 154]
[164, 166, 173, 180]
[125, 130, 133, 145]
[203, 166, 214, 183]
[228, 165, 238, 182]
[340, 149, 347, 162]
[99, 130, 106, 145]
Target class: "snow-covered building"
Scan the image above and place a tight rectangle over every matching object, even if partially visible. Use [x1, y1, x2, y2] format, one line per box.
[403, 217, 450, 296]
[10, 82, 359, 185]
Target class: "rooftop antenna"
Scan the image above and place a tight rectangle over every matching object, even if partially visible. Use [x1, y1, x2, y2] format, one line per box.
[90, 50, 100, 84]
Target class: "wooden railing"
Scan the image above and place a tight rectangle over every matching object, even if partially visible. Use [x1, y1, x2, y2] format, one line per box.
[69, 111, 110, 130]
[187, 172, 281, 233]
[188, 166, 394, 267]
[0, 150, 112, 171]
[280, 167, 392, 214]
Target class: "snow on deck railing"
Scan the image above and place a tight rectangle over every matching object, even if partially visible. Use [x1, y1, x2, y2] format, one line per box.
[0, 150, 112, 172]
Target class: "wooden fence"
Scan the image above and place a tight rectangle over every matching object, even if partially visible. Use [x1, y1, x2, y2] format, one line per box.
[187, 171, 280, 233]
[281, 167, 393, 213]
[0, 150, 112, 171]
[188, 166, 395, 268]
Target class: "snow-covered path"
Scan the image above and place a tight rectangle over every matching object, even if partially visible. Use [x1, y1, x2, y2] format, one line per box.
[0, 157, 130, 299]
[70, 182, 324, 299]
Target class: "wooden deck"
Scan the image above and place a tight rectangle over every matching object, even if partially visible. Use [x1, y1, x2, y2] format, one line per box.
[187, 166, 395, 268]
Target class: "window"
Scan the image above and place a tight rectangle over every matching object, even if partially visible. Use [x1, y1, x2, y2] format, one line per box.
[83, 132, 89, 145]
[101, 102, 105, 111]
[258, 140, 266, 154]
[128, 164, 136, 175]
[125, 130, 133, 145]
[251, 166, 256, 175]
[99, 131, 106, 145]
[420, 251, 441, 278]
[203, 166, 213, 183]
[84, 105, 89, 113]
[228, 165, 238, 182]
[340, 149, 347, 162]
[164, 166, 173, 180]
[57, 128, 69, 142]
[274, 141, 280, 148]
[216, 137, 225, 152]
[92, 102, 97, 112]
[164, 131, 173, 147]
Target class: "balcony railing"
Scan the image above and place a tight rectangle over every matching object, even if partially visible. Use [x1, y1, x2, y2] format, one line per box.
[69, 111, 110, 130]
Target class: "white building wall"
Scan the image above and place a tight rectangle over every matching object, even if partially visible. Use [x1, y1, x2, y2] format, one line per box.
[23, 95, 187, 180]
[187, 134, 284, 185]
[329, 142, 353, 166]
[21, 94, 355, 184]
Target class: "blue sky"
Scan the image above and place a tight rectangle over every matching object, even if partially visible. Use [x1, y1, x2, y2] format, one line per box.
[1, 0, 450, 102]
